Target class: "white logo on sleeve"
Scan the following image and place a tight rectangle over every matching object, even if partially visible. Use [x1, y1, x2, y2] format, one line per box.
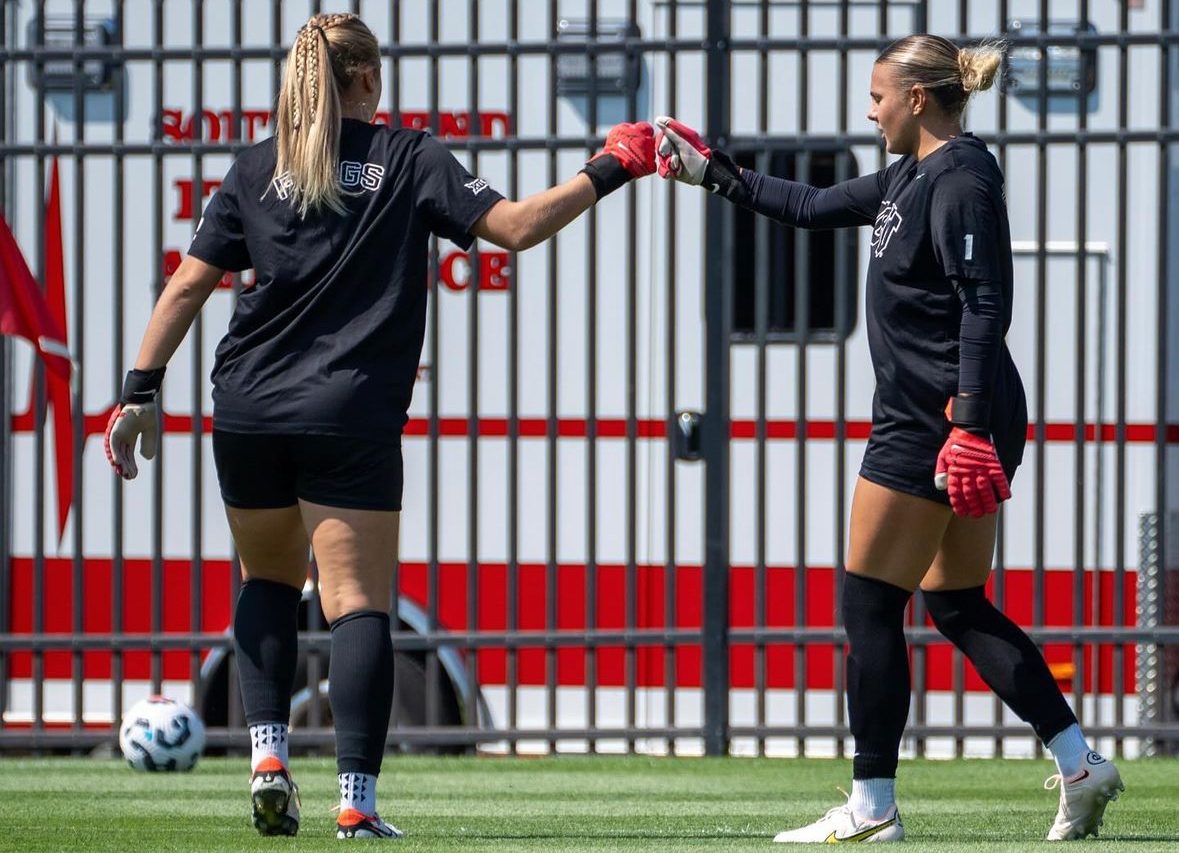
[871, 201, 903, 258]
[964, 234, 974, 261]
[269, 171, 295, 200]
[464, 177, 490, 196]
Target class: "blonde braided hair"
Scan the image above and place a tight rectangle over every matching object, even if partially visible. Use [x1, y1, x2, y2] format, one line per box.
[274, 13, 379, 216]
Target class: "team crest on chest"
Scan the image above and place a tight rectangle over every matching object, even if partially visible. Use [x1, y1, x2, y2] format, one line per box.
[872, 201, 903, 258]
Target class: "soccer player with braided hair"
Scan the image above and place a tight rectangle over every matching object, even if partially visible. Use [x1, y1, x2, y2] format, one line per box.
[656, 34, 1122, 843]
[103, 12, 654, 839]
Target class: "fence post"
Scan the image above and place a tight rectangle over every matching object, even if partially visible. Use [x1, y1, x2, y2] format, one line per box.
[702, 0, 731, 758]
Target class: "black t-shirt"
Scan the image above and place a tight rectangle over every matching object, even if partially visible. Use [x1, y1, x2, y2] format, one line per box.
[862, 134, 1022, 462]
[188, 119, 504, 440]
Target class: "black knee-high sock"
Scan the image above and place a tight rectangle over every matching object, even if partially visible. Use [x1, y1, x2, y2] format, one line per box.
[234, 578, 302, 725]
[843, 573, 913, 780]
[329, 610, 395, 776]
[922, 585, 1077, 743]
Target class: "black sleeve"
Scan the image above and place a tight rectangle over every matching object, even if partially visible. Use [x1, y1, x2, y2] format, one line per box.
[740, 158, 906, 229]
[412, 134, 506, 249]
[929, 168, 1005, 281]
[954, 278, 1004, 398]
[187, 162, 251, 271]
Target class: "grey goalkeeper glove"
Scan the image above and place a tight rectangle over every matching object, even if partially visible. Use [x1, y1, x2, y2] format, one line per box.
[104, 367, 164, 480]
[654, 115, 750, 206]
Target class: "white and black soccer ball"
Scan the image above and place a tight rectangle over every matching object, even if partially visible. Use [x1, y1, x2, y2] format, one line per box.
[118, 696, 206, 772]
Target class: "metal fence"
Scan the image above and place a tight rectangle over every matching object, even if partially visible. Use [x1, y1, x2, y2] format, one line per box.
[0, 0, 1177, 759]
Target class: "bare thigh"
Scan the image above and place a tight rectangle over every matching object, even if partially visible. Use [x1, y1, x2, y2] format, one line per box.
[846, 477, 953, 592]
[300, 500, 399, 625]
[920, 512, 998, 592]
[224, 504, 310, 591]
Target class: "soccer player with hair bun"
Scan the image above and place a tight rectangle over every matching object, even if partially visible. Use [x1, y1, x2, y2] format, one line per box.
[104, 12, 655, 840]
[656, 34, 1122, 843]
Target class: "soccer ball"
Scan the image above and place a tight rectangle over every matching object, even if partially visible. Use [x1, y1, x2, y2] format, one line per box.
[118, 696, 206, 771]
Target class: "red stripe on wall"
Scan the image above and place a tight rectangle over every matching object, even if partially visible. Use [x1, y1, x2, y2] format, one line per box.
[6, 558, 1137, 694]
[10, 411, 1178, 444]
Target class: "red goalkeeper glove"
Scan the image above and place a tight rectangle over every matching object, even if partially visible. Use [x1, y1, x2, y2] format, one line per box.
[581, 121, 656, 200]
[934, 397, 1011, 518]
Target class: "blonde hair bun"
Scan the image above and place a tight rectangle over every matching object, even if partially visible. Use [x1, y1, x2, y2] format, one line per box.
[958, 42, 1006, 93]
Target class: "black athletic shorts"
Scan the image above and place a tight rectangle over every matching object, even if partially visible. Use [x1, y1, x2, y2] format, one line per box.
[212, 430, 404, 511]
[859, 392, 1027, 507]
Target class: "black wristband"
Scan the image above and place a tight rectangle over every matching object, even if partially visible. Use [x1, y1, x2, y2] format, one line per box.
[580, 154, 631, 200]
[120, 367, 165, 405]
[703, 150, 752, 206]
[947, 394, 990, 433]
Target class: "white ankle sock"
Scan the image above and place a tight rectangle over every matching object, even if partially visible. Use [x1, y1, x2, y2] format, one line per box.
[339, 771, 378, 816]
[1047, 724, 1091, 777]
[849, 778, 896, 821]
[249, 722, 289, 771]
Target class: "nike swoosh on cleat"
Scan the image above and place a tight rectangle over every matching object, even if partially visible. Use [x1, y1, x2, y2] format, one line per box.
[1071, 770, 1090, 783]
[824, 817, 897, 843]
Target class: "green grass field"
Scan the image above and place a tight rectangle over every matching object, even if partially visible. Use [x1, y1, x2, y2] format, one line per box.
[0, 755, 1175, 852]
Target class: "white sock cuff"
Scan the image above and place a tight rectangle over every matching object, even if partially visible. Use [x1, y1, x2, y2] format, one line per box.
[1047, 724, 1090, 776]
[249, 722, 290, 769]
[849, 777, 896, 821]
[339, 771, 378, 816]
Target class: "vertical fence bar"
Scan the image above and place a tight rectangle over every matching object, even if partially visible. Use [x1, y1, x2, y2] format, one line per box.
[71, 0, 87, 741]
[585, 0, 600, 755]
[506, 0, 521, 749]
[832, 0, 850, 760]
[752, 0, 770, 761]
[1113, 0, 1130, 757]
[1032, 0, 1048, 632]
[662, 0, 680, 757]
[271, 2, 282, 116]
[544, 0, 560, 755]
[702, 0, 731, 757]
[1072, 0, 1091, 735]
[793, 0, 810, 756]
[425, 0, 441, 735]
[465, 0, 481, 745]
[946, 9, 976, 760]
[992, 0, 1010, 759]
[0, 0, 10, 740]
[110, 0, 127, 745]
[1031, 0, 1050, 759]
[31, 0, 46, 748]
[624, 0, 639, 755]
[149, 0, 164, 697]
[1157, 0, 1172, 753]
[189, 0, 205, 718]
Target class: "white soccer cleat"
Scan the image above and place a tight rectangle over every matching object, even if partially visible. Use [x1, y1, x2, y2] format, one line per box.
[773, 803, 904, 843]
[1045, 751, 1124, 841]
[335, 807, 405, 840]
[250, 756, 300, 836]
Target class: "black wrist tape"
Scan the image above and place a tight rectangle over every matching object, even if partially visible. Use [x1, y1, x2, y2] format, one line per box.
[580, 154, 631, 200]
[704, 150, 752, 206]
[948, 394, 990, 432]
[120, 367, 166, 405]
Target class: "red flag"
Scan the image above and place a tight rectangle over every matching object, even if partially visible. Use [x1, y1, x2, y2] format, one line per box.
[43, 157, 73, 540]
[0, 194, 70, 380]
